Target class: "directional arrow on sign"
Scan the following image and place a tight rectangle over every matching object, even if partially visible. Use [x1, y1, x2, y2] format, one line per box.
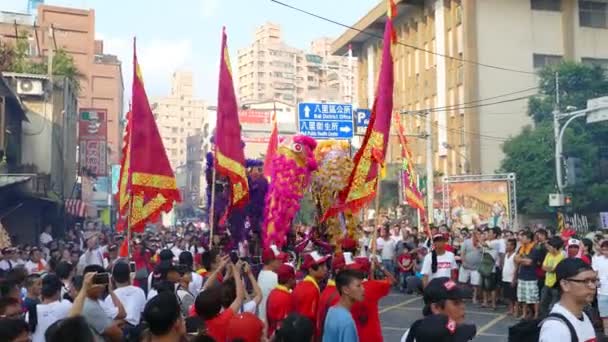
[339, 125, 352, 133]
[304, 105, 310, 118]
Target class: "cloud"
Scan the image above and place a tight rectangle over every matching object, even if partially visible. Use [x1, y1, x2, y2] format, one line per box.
[100, 35, 194, 100]
[200, 0, 220, 18]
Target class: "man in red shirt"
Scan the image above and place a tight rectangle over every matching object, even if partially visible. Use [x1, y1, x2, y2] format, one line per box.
[267, 264, 296, 338]
[194, 262, 244, 341]
[292, 251, 329, 339]
[351, 257, 396, 342]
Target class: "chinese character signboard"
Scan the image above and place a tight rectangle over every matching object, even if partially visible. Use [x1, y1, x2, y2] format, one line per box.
[78, 108, 107, 176]
[297, 102, 353, 139]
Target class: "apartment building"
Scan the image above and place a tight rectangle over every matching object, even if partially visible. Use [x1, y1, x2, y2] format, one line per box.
[151, 71, 210, 170]
[332, 0, 608, 176]
[237, 22, 357, 105]
[0, 5, 124, 165]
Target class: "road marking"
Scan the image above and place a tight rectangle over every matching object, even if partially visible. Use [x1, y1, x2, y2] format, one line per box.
[476, 313, 507, 336]
[379, 296, 422, 314]
[382, 326, 406, 331]
[391, 306, 502, 317]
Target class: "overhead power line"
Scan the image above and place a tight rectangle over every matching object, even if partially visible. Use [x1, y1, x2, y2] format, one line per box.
[270, 0, 537, 75]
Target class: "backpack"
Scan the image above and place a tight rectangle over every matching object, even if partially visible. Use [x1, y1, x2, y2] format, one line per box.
[508, 313, 578, 342]
[478, 248, 495, 277]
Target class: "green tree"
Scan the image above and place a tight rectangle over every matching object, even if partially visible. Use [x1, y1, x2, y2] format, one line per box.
[500, 61, 608, 214]
[0, 34, 83, 90]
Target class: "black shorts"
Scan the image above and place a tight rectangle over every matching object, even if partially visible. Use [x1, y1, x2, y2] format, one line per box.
[480, 273, 497, 291]
[502, 281, 517, 301]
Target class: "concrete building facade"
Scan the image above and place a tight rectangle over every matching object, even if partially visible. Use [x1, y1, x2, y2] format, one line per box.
[0, 5, 124, 165]
[237, 22, 358, 106]
[332, 0, 608, 176]
[151, 71, 210, 170]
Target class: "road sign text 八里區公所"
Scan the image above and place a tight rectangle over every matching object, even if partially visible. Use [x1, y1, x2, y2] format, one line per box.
[298, 102, 353, 139]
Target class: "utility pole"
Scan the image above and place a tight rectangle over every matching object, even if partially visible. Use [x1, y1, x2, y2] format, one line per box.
[425, 111, 433, 225]
[553, 72, 563, 193]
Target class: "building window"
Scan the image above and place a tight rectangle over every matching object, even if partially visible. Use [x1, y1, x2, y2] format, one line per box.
[533, 53, 562, 69]
[171, 127, 178, 134]
[579, 1, 608, 28]
[531, 0, 561, 11]
[582, 57, 608, 69]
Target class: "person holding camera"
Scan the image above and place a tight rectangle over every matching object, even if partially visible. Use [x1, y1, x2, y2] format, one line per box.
[79, 265, 126, 341]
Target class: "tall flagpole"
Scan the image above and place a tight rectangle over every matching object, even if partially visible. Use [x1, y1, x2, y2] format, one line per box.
[208, 147, 217, 249]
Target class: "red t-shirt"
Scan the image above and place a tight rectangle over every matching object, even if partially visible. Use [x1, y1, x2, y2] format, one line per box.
[317, 281, 340, 337]
[397, 254, 414, 272]
[292, 276, 320, 333]
[205, 308, 234, 342]
[351, 280, 391, 342]
[267, 286, 293, 338]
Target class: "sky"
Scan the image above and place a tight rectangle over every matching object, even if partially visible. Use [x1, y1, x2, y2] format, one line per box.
[5, 0, 376, 104]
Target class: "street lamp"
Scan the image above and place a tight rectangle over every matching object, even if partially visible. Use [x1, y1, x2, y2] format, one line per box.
[551, 95, 608, 203]
[442, 142, 470, 174]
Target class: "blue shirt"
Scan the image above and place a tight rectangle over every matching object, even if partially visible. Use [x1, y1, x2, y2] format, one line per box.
[322, 306, 359, 342]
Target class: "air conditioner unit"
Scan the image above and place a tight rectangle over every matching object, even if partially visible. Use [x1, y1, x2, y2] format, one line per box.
[16, 79, 44, 96]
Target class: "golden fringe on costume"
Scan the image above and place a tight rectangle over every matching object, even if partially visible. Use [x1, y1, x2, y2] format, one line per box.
[312, 140, 360, 246]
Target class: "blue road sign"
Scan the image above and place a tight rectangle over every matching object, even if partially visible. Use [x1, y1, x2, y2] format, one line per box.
[355, 109, 371, 135]
[297, 102, 353, 139]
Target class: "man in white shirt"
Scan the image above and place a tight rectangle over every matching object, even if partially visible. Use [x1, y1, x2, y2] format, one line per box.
[25, 247, 48, 274]
[421, 234, 458, 287]
[0, 247, 24, 271]
[377, 227, 397, 275]
[77, 235, 105, 273]
[179, 251, 203, 295]
[539, 258, 597, 342]
[593, 240, 608, 336]
[39, 225, 53, 246]
[257, 245, 287, 323]
[31, 274, 72, 342]
[105, 262, 146, 329]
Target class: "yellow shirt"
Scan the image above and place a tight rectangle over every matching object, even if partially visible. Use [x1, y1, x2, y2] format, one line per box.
[543, 252, 565, 287]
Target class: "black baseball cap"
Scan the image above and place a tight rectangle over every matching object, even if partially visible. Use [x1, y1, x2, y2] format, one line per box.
[409, 314, 477, 342]
[555, 258, 593, 283]
[423, 278, 469, 304]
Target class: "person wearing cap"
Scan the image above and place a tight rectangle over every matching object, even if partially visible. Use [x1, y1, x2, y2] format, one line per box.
[421, 234, 457, 288]
[401, 313, 476, 342]
[539, 258, 597, 341]
[322, 269, 365, 342]
[593, 239, 608, 336]
[257, 245, 286, 323]
[292, 251, 329, 338]
[141, 291, 186, 342]
[225, 312, 265, 342]
[179, 251, 203, 295]
[400, 277, 471, 342]
[267, 264, 297, 338]
[350, 257, 396, 342]
[31, 274, 73, 342]
[104, 244, 120, 272]
[567, 238, 582, 259]
[147, 249, 176, 294]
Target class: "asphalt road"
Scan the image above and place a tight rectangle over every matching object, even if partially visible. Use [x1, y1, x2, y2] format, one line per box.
[379, 291, 516, 342]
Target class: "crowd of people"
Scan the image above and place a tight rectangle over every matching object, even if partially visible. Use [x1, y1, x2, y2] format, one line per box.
[0, 218, 606, 341]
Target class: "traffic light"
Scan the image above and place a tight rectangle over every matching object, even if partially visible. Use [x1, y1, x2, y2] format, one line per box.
[565, 157, 583, 186]
[565, 195, 572, 206]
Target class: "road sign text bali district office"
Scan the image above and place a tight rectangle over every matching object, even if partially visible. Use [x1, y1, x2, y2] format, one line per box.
[298, 102, 353, 139]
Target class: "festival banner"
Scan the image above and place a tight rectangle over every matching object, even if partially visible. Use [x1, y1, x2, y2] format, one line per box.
[215, 27, 250, 210]
[263, 104, 278, 179]
[322, 3, 395, 221]
[448, 181, 510, 229]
